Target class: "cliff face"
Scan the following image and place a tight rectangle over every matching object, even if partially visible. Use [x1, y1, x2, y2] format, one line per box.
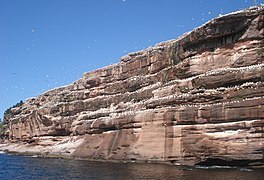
[2, 6, 264, 166]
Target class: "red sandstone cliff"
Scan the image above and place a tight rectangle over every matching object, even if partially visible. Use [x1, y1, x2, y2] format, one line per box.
[1, 6, 264, 166]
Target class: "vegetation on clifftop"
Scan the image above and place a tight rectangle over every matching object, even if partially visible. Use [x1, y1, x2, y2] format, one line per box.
[3, 100, 23, 121]
[0, 100, 24, 137]
[0, 118, 7, 139]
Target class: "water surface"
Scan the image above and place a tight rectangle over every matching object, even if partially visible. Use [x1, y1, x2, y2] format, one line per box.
[0, 153, 263, 180]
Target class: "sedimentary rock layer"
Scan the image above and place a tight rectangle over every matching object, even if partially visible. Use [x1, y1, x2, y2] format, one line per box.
[1, 6, 264, 166]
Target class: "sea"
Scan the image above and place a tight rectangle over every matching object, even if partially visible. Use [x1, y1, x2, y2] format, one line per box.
[0, 152, 263, 180]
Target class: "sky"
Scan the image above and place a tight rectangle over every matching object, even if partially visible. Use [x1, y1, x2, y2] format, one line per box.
[0, 0, 261, 119]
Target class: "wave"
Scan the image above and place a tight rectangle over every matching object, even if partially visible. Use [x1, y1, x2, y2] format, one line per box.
[240, 168, 253, 172]
[195, 165, 234, 169]
[0, 151, 6, 154]
[195, 165, 254, 171]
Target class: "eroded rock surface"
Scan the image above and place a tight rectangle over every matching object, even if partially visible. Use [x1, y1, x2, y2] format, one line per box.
[1, 6, 264, 166]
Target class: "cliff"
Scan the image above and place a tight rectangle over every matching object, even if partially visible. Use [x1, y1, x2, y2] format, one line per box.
[1, 6, 264, 167]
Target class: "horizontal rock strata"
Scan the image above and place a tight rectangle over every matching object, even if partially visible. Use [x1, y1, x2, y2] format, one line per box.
[1, 6, 264, 166]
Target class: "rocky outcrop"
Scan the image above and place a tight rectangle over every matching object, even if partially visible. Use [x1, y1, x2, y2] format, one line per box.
[1, 6, 264, 166]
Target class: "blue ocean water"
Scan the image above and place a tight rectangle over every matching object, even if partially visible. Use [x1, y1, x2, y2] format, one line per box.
[0, 153, 263, 180]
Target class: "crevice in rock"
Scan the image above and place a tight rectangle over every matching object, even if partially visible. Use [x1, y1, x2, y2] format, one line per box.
[195, 158, 263, 167]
